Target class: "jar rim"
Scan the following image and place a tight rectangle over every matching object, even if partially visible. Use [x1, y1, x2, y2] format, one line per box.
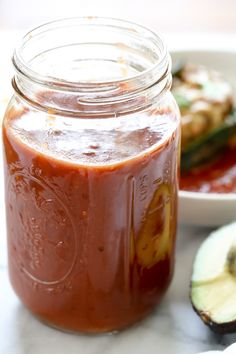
[12, 17, 169, 92]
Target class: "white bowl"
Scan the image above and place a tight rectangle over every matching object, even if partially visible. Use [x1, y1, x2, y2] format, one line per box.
[171, 49, 236, 226]
[179, 190, 236, 226]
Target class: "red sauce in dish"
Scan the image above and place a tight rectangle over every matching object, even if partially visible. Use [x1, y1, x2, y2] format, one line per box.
[3, 103, 179, 333]
[180, 147, 236, 193]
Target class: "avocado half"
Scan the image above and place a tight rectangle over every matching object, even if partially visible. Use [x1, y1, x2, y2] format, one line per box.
[191, 222, 236, 334]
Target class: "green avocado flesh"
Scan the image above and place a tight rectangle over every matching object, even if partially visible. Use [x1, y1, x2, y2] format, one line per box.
[191, 222, 236, 333]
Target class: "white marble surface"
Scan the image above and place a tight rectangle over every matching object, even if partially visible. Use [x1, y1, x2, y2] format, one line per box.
[1, 31, 236, 354]
[1, 225, 236, 354]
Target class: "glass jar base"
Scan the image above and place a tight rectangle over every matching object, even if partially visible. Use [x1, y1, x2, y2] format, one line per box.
[31, 306, 157, 335]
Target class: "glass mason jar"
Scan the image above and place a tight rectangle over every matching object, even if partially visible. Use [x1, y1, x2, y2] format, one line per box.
[3, 18, 180, 333]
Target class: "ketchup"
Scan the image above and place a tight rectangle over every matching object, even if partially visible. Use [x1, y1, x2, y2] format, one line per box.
[3, 104, 179, 332]
[180, 147, 236, 193]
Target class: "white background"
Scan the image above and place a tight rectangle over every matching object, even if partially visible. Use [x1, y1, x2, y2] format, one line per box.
[0, 0, 236, 33]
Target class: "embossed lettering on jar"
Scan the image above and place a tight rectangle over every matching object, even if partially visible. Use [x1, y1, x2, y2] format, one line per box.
[3, 17, 180, 333]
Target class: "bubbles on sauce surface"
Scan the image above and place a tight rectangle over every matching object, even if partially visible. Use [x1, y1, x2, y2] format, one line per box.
[8, 108, 177, 166]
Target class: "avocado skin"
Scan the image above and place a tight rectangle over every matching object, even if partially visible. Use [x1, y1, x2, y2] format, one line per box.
[191, 286, 236, 334]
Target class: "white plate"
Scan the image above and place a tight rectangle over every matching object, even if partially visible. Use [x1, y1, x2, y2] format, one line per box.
[171, 49, 236, 226]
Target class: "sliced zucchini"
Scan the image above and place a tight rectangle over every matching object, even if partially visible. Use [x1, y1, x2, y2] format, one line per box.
[136, 184, 171, 269]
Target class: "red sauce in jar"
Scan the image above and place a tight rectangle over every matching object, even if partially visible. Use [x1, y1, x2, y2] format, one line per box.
[3, 103, 179, 332]
[180, 147, 236, 193]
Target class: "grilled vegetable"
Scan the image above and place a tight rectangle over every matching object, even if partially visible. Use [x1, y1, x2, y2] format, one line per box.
[172, 63, 234, 152]
[181, 109, 236, 172]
